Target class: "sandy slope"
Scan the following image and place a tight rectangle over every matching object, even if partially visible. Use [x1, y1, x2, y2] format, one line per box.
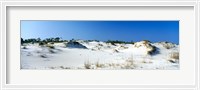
[21, 40, 179, 70]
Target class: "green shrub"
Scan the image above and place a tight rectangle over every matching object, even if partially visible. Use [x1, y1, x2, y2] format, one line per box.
[39, 42, 46, 46]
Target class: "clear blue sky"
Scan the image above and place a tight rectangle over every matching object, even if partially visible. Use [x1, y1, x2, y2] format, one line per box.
[21, 20, 179, 44]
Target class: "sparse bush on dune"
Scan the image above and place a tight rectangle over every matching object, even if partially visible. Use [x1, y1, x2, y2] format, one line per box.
[134, 40, 157, 55]
[134, 40, 151, 48]
[49, 49, 56, 53]
[106, 40, 122, 45]
[121, 59, 136, 69]
[49, 42, 54, 44]
[26, 52, 32, 56]
[98, 44, 103, 46]
[170, 52, 179, 59]
[21, 38, 24, 45]
[120, 55, 136, 69]
[160, 42, 175, 49]
[65, 40, 87, 49]
[163, 44, 173, 49]
[40, 54, 48, 58]
[49, 66, 71, 69]
[106, 40, 134, 45]
[84, 60, 105, 69]
[84, 60, 99, 69]
[50, 67, 55, 69]
[39, 42, 47, 46]
[168, 52, 179, 63]
[22, 46, 27, 49]
[121, 45, 128, 49]
[116, 45, 128, 50]
[60, 66, 65, 69]
[91, 48, 96, 51]
[146, 45, 156, 55]
[113, 49, 119, 53]
[141, 59, 153, 63]
[46, 44, 55, 49]
[47, 45, 55, 49]
[142, 40, 151, 45]
[84, 56, 136, 69]
[65, 67, 71, 69]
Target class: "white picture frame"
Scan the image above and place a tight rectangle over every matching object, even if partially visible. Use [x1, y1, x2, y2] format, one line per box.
[0, 0, 199, 90]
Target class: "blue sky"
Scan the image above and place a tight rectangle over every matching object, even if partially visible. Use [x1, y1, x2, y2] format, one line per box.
[21, 20, 179, 44]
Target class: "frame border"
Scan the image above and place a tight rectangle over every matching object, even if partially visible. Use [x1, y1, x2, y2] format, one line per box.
[0, 0, 199, 90]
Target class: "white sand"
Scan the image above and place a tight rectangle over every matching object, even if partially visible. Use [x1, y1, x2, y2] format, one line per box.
[21, 41, 179, 70]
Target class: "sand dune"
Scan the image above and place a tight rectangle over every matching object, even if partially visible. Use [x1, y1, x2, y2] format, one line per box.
[21, 40, 179, 70]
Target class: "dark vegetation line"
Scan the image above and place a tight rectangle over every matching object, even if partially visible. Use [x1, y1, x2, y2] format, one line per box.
[21, 37, 136, 45]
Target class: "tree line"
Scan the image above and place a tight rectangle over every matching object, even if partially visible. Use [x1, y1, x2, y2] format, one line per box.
[106, 40, 134, 45]
[21, 37, 135, 45]
[21, 37, 66, 45]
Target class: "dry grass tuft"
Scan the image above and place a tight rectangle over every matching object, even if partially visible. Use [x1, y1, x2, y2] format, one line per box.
[84, 56, 136, 69]
[168, 52, 179, 63]
[170, 52, 179, 60]
[84, 60, 91, 69]
[95, 61, 104, 68]
[121, 59, 136, 69]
